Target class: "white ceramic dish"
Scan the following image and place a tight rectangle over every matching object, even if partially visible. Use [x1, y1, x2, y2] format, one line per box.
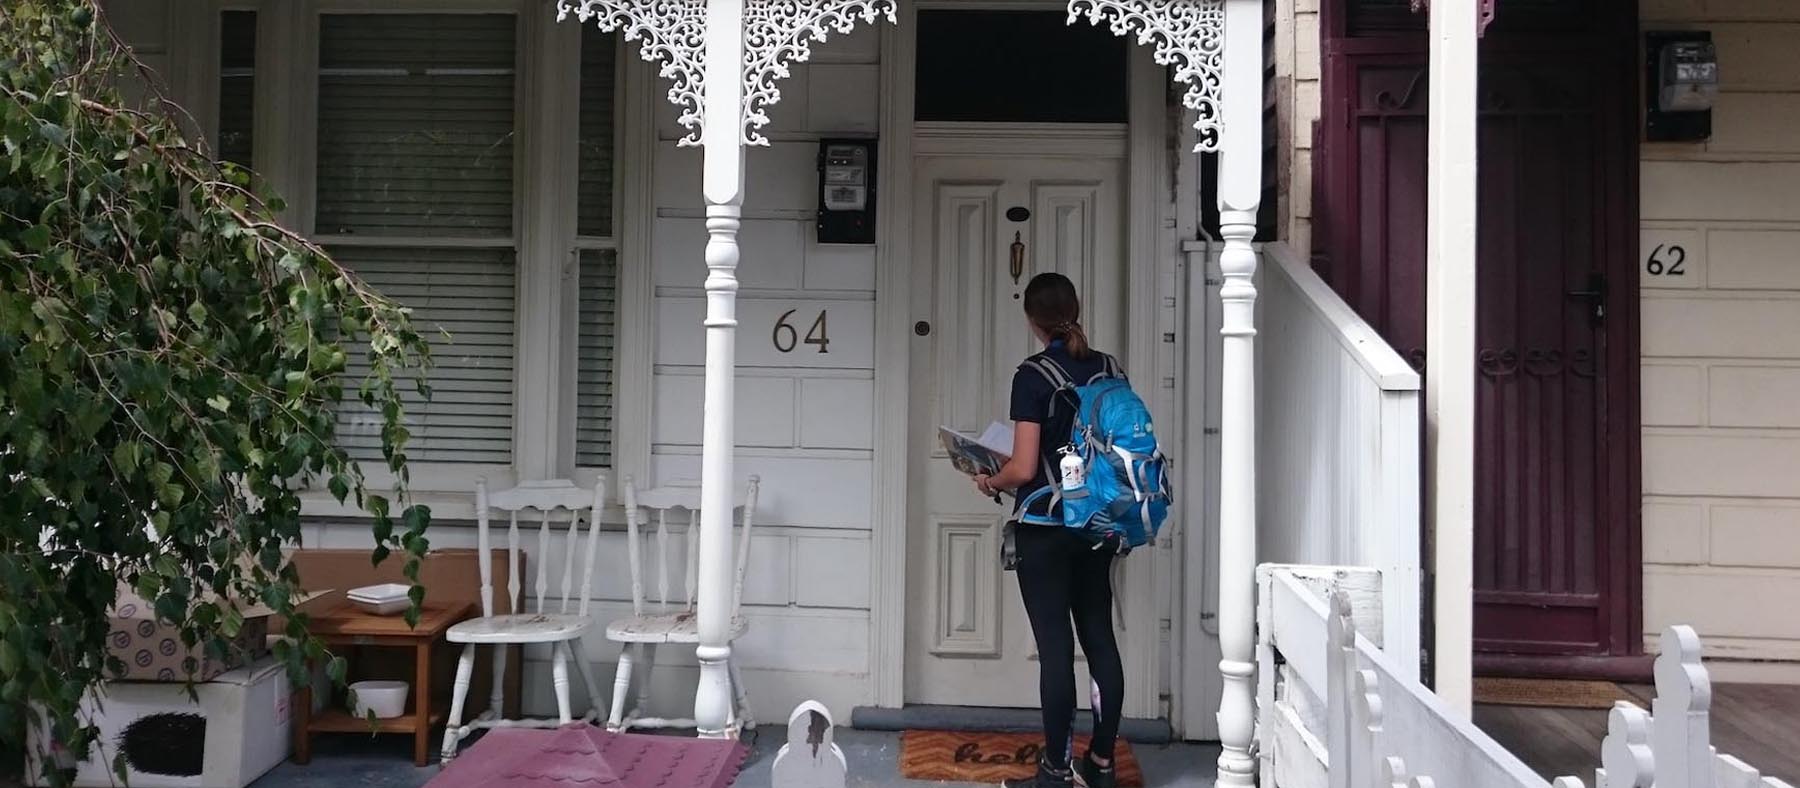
[348, 680, 409, 719]
[347, 583, 410, 615]
[347, 583, 410, 602]
[349, 596, 410, 615]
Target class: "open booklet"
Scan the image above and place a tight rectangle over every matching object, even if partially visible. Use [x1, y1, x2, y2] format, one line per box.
[938, 422, 1014, 478]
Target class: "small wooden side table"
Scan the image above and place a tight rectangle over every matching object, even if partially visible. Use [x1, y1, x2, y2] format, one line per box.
[293, 600, 475, 767]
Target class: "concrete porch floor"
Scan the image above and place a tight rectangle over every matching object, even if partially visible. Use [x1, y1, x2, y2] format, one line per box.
[252, 728, 1223, 788]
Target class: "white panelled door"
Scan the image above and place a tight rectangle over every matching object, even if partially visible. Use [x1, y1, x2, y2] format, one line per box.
[904, 149, 1127, 708]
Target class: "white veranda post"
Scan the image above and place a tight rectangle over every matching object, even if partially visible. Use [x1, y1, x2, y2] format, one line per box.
[1425, 0, 1478, 715]
[560, 0, 894, 738]
[1214, 0, 1262, 783]
[693, 0, 748, 739]
[1067, 0, 1259, 781]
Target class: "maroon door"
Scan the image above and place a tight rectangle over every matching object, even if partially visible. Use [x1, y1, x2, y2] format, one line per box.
[1314, 2, 1644, 673]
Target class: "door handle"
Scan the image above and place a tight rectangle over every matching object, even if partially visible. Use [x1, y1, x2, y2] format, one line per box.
[1010, 232, 1025, 285]
[1566, 272, 1607, 321]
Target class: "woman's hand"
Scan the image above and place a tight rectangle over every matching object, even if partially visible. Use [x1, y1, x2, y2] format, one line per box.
[973, 474, 997, 498]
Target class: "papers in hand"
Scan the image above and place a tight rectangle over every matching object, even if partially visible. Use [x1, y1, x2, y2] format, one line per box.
[939, 422, 1014, 478]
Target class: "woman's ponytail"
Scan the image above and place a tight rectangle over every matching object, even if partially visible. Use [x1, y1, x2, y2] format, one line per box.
[1023, 273, 1093, 359]
[1060, 321, 1091, 359]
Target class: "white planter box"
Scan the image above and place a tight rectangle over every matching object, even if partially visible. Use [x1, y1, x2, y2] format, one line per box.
[28, 656, 293, 788]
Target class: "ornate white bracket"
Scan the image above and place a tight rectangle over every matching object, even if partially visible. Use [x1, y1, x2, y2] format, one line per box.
[744, 0, 897, 145]
[560, 0, 708, 144]
[1067, 0, 1226, 152]
[559, 0, 895, 147]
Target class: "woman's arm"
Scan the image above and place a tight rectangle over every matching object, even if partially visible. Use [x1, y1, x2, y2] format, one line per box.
[975, 421, 1041, 496]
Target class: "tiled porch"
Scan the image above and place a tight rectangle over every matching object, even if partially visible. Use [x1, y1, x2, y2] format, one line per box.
[251, 728, 1223, 788]
[1473, 683, 1800, 785]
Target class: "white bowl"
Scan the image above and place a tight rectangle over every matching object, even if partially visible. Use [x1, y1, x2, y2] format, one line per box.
[347, 583, 410, 603]
[350, 596, 410, 616]
[349, 680, 409, 719]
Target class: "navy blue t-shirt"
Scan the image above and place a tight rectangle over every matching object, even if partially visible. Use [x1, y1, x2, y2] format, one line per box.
[1008, 341, 1122, 520]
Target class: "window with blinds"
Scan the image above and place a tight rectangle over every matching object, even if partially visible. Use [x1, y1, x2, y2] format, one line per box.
[333, 247, 518, 464]
[218, 11, 255, 168]
[575, 26, 619, 468]
[576, 249, 617, 467]
[318, 13, 519, 466]
[316, 14, 517, 238]
[577, 27, 616, 239]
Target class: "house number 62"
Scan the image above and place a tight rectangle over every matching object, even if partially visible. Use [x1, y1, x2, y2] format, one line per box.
[1646, 243, 1687, 276]
[773, 309, 829, 353]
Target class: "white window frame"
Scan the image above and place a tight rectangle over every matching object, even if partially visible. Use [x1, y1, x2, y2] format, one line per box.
[165, 0, 653, 519]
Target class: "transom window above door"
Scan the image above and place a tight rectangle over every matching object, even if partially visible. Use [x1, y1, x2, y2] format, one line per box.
[914, 10, 1128, 124]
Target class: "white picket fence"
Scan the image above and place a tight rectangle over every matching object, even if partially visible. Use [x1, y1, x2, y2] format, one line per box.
[1258, 564, 1794, 788]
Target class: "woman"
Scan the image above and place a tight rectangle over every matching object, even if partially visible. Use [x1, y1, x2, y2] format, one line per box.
[973, 272, 1125, 788]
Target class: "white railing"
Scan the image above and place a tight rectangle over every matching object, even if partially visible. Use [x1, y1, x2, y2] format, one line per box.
[1258, 565, 1796, 788]
[1256, 243, 1422, 679]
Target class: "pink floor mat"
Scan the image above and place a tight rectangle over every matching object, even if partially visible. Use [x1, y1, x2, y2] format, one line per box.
[428, 724, 749, 788]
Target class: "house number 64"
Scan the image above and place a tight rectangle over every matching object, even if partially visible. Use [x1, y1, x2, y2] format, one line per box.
[773, 309, 829, 353]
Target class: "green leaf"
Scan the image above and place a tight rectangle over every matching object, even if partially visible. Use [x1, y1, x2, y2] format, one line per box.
[111, 440, 142, 473]
[402, 505, 430, 534]
[0, 640, 20, 676]
[19, 223, 51, 252]
[206, 395, 230, 413]
[326, 656, 347, 685]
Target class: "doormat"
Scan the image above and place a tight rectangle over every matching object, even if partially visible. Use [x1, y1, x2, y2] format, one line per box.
[1472, 677, 1636, 709]
[899, 729, 1145, 786]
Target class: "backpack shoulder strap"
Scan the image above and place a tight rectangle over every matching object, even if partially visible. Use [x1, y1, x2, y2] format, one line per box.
[1024, 356, 1074, 389]
[1102, 353, 1125, 382]
[1023, 356, 1077, 420]
[1078, 353, 1127, 386]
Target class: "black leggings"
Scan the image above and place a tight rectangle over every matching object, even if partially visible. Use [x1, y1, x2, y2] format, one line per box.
[1014, 524, 1125, 766]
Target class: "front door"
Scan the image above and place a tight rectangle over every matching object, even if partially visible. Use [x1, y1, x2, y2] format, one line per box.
[904, 150, 1127, 707]
[1315, 2, 1642, 666]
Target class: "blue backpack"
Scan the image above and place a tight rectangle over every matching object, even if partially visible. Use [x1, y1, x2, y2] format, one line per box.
[1014, 355, 1172, 552]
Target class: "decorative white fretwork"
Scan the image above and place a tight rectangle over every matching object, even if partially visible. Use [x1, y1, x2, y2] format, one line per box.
[743, 0, 897, 145]
[559, 0, 895, 147]
[1067, 0, 1226, 152]
[559, 0, 710, 145]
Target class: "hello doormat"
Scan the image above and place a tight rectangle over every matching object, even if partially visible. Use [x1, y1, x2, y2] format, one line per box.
[899, 729, 1145, 786]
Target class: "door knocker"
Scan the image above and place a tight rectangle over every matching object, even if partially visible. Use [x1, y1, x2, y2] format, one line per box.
[1009, 232, 1025, 285]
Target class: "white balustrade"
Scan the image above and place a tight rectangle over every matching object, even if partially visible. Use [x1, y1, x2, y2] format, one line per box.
[1558, 627, 1795, 788]
[1258, 244, 1423, 681]
[1259, 565, 1795, 788]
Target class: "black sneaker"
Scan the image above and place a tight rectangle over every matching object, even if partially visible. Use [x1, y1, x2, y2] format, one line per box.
[1073, 752, 1117, 788]
[1001, 756, 1074, 788]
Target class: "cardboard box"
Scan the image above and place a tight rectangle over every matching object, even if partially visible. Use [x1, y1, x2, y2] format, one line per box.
[106, 586, 324, 682]
[27, 656, 294, 788]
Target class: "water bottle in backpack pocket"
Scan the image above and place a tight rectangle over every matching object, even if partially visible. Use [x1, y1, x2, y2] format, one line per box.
[1014, 355, 1173, 552]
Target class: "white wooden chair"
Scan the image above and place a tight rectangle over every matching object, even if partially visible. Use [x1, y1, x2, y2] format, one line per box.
[604, 475, 759, 735]
[439, 478, 608, 761]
